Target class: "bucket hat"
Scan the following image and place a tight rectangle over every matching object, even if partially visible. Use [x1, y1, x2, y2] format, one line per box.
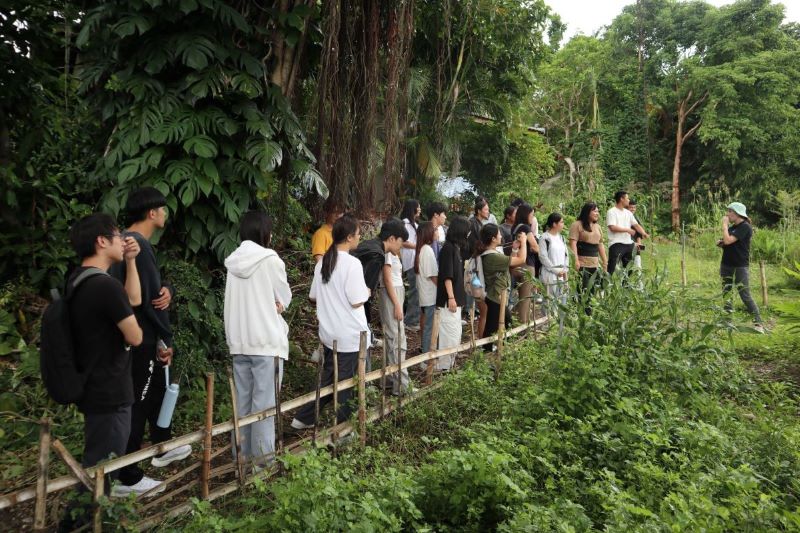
[726, 202, 749, 220]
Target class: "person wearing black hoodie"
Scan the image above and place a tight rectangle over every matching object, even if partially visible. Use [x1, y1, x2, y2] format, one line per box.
[109, 187, 189, 497]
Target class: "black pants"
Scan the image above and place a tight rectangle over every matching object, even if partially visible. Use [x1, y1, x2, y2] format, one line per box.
[118, 342, 171, 486]
[577, 267, 601, 315]
[482, 297, 511, 353]
[608, 243, 634, 275]
[295, 346, 359, 425]
[59, 405, 131, 532]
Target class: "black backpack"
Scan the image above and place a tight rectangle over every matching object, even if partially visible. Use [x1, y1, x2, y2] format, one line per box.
[40, 268, 109, 405]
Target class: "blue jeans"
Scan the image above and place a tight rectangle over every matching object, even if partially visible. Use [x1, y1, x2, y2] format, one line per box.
[420, 305, 436, 354]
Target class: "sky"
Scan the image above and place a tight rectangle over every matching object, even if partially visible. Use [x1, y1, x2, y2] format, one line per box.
[550, 0, 800, 41]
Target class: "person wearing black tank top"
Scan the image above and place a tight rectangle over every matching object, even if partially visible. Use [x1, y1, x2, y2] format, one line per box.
[569, 203, 607, 315]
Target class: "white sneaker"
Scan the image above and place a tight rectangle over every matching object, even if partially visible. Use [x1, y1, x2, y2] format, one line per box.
[290, 418, 314, 430]
[753, 324, 766, 334]
[151, 444, 192, 468]
[405, 324, 420, 332]
[372, 337, 384, 348]
[111, 476, 165, 498]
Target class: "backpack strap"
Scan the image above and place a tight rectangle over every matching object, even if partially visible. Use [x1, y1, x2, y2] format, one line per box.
[64, 267, 109, 300]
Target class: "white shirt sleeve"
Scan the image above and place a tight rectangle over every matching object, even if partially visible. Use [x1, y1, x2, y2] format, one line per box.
[606, 208, 618, 229]
[309, 262, 320, 301]
[420, 246, 437, 279]
[346, 260, 370, 306]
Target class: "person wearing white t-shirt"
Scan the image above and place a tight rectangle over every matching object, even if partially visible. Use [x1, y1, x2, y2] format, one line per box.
[290, 215, 370, 432]
[375, 218, 411, 395]
[400, 200, 421, 331]
[425, 201, 448, 259]
[415, 222, 438, 355]
[606, 190, 649, 275]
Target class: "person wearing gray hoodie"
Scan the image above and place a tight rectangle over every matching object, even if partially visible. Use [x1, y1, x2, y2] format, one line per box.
[224, 211, 292, 469]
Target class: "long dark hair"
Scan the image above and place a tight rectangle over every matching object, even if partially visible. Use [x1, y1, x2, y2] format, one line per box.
[512, 203, 534, 231]
[446, 216, 469, 248]
[474, 223, 500, 257]
[543, 212, 563, 231]
[577, 202, 598, 232]
[400, 199, 420, 229]
[414, 221, 435, 274]
[239, 211, 273, 247]
[321, 215, 359, 283]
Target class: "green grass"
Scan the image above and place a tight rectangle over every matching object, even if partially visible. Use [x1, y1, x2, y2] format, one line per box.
[643, 239, 800, 375]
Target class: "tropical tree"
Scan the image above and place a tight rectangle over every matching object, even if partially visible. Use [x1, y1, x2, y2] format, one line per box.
[77, 0, 324, 260]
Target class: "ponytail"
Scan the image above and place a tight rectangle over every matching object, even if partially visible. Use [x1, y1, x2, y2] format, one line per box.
[322, 215, 359, 283]
[473, 223, 499, 258]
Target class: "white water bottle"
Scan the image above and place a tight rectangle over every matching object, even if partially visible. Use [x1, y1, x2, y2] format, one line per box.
[156, 341, 179, 428]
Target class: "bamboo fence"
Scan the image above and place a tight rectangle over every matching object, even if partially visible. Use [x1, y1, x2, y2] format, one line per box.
[1, 311, 549, 531]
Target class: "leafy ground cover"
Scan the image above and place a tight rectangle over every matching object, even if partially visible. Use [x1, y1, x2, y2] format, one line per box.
[162, 242, 800, 532]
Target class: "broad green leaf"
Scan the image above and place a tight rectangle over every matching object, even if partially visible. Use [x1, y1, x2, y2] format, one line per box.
[183, 136, 218, 158]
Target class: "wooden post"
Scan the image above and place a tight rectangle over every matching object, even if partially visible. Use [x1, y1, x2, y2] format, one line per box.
[227, 370, 244, 484]
[332, 340, 339, 422]
[357, 332, 367, 447]
[51, 440, 94, 491]
[681, 225, 687, 287]
[396, 319, 403, 419]
[201, 372, 214, 499]
[425, 309, 441, 385]
[33, 418, 50, 531]
[274, 360, 283, 471]
[469, 302, 476, 355]
[495, 291, 508, 378]
[312, 347, 323, 445]
[759, 260, 768, 308]
[379, 333, 387, 418]
[93, 465, 104, 533]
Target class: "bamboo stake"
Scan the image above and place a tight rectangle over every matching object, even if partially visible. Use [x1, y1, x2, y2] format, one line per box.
[312, 346, 323, 445]
[227, 369, 244, 484]
[332, 340, 339, 423]
[396, 319, 403, 420]
[681, 224, 687, 287]
[92, 465, 104, 533]
[426, 309, 441, 384]
[380, 330, 387, 418]
[33, 418, 50, 531]
[495, 290, 508, 378]
[357, 331, 367, 447]
[469, 301, 476, 354]
[201, 372, 214, 499]
[759, 260, 768, 308]
[274, 360, 283, 472]
[51, 440, 93, 491]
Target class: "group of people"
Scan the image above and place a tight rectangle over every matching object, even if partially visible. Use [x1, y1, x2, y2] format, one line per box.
[60, 184, 763, 528]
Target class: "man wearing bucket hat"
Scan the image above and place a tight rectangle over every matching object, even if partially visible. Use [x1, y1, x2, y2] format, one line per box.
[717, 202, 764, 333]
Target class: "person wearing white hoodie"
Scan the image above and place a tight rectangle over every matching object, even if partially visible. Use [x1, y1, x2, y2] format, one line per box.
[224, 211, 291, 469]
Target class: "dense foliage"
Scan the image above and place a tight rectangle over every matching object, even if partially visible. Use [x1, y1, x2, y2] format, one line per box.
[529, 0, 800, 227]
[177, 275, 800, 531]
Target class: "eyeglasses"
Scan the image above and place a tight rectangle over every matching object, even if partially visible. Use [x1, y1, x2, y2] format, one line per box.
[104, 232, 122, 240]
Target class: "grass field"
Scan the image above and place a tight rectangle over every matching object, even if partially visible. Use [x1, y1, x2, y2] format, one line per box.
[643, 238, 800, 386]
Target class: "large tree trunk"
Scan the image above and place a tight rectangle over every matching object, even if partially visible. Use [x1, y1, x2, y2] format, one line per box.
[671, 89, 708, 233]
